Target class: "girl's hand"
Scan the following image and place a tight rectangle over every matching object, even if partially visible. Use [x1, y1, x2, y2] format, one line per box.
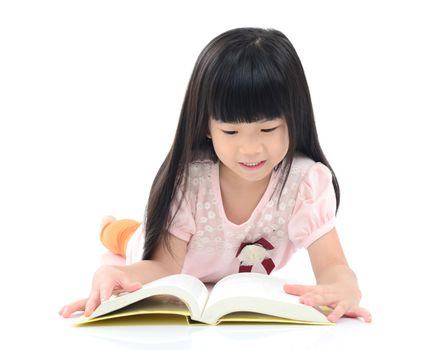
[59, 265, 142, 318]
[283, 282, 372, 323]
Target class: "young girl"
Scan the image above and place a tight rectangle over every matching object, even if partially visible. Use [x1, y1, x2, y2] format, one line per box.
[60, 27, 371, 323]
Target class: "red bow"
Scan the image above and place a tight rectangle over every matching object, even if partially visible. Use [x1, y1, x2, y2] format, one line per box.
[236, 237, 275, 275]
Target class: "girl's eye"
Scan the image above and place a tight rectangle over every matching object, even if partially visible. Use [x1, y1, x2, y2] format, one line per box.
[261, 127, 277, 133]
[222, 127, 277, 135]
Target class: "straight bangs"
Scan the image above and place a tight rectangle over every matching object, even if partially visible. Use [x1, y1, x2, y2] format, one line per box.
[206, 45, 291, 124]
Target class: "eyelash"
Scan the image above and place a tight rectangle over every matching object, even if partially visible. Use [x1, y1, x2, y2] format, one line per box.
[222, 127, 277, 135]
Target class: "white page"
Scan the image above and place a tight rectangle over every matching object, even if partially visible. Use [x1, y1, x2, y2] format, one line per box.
[90, 274, 209, 320]
[201, 273, 329, 324]
[205, 273, 299, 306]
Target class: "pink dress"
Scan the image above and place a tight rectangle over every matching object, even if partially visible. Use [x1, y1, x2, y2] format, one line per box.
[126, 153, 336, 283]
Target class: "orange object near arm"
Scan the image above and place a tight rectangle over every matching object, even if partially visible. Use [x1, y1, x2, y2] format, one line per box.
[100, 219, 141, 257]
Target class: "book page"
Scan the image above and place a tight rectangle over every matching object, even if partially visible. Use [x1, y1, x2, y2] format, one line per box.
[201, 273, 330, 325]
[88, 274, 209, 321]
[75, 295, 192, 326]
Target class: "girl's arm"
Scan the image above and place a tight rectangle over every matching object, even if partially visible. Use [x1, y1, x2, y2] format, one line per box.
[115, 233, 187, 282]
[307, 227, 353, 284]
[283, 227, 372, 323]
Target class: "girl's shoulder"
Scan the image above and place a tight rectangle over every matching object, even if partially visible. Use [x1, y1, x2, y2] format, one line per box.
[187, 158, 215, 176]
[291, 152, 318, 172]
[286, 153, 331, 184]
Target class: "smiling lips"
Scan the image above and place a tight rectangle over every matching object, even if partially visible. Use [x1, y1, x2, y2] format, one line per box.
[239, 160, 266, 170]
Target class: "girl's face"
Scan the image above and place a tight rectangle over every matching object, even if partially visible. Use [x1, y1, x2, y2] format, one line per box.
[207, 117, 289, 184]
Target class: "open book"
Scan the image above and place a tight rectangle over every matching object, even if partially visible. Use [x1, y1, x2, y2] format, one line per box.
[74, 273, 333, 326]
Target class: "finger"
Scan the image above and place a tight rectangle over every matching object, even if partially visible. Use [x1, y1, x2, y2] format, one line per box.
[60, 299, 86, 317]
[327, 302, 350, 323]
[283, 284, 315, 296]
[99, 281, 115, 303]
[60, 299, 87, 318]
[120, 278, 142, 292]
[84, 290, 100, 317]
[345, 307, 372, 322]
[300, 290, 338, 307]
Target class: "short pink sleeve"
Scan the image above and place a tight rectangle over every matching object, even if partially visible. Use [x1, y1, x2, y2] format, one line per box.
[288, 162, 337, 249]
[166, 184, 196, 242]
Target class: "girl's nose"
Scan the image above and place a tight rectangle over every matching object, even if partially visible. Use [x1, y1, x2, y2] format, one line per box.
[240, 139, 263, 155]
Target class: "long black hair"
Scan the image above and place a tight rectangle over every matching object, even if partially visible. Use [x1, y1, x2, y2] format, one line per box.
[142, 27, 340, 260]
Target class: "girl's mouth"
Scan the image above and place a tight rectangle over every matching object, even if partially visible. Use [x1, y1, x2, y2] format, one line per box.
[239, 160, 266, 170]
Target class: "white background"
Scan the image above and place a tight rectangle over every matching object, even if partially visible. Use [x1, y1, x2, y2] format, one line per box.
[1, 0, 447, 348]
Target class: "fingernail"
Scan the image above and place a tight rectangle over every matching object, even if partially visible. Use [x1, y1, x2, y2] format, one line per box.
[302, 297, 312, 305]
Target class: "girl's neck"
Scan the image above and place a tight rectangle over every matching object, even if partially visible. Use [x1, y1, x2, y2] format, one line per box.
[219, 162, 272, 194]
